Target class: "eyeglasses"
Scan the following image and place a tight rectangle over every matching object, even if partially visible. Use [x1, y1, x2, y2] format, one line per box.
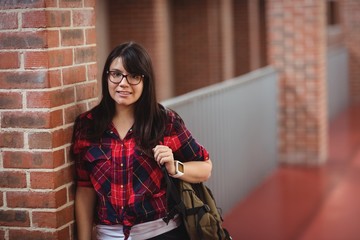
[107, 70, 144, 85]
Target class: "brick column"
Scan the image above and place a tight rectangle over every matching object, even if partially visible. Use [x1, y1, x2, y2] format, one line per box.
[0, 1, 97, 239]
[267, 0, 328, 164]
[341, 0, 360, 101]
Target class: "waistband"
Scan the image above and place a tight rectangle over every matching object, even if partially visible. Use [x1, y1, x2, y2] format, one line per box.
[96, 214, 181, 240]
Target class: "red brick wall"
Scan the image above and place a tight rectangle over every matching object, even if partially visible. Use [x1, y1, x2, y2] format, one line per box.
[341, 0, 360, 101]
[171, 0, 222, 95]
[171, 0, 209, 95]
[108, 0, 155, 52]
[0, 0, 97, 239]
[267, 1, 328, 164]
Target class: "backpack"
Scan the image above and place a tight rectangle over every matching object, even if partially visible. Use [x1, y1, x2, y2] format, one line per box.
[162, 166, 232, 240]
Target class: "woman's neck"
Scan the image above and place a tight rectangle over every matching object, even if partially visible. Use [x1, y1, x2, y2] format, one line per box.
[112, 106, 135, 140]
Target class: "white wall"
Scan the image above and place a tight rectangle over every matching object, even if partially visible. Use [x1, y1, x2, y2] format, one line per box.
[326, 47, 349, 120]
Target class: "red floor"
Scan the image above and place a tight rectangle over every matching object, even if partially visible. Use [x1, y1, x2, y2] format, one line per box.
[223, 102, 360, 240]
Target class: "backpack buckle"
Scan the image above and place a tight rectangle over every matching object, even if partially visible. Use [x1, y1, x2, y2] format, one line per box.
[203, 204, 211, 212]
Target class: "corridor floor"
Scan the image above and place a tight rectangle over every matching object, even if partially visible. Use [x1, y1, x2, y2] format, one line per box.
[223, 102, 360, 240]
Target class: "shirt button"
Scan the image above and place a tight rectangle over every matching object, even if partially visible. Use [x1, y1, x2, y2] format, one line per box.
[120, 163, 123, 167]
[121, 185, 123, 188]
[121, 206, 124, 209]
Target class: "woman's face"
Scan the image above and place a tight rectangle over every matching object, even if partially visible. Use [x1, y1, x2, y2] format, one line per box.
[107, 57, 144, 110]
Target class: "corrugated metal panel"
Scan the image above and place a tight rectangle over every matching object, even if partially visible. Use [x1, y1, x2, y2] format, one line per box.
[162, 66, 278, 214]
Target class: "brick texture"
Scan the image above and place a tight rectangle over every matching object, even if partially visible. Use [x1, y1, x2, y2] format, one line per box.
[0, 12, 18, 29]
[0, 1, 97, 239]
[0, 31, 47, 49]
[0, 210, 30, 227]
[171, 0, 219, 95]
[267, 1, 328, 164]
[0, 52, 19, 69]
[0, 132, 24, 148]
[0, 92, 22, 109]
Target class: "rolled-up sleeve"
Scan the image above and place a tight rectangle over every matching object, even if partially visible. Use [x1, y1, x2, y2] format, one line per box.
[164, 111, 209, 162]
[71, 116, 93, 188]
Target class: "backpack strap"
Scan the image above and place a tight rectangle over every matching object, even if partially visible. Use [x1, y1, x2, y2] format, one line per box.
[161, 165, 186, 224]
[185, 203, 210, 217]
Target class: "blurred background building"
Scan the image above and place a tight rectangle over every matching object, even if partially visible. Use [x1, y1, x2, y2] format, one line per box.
[0, 0, 359, 239]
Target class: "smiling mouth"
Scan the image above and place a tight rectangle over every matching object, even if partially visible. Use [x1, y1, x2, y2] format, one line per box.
[116, 91, 131, 95]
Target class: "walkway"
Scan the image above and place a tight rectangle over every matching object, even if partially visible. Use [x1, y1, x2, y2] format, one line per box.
[223, 102, 360, 240]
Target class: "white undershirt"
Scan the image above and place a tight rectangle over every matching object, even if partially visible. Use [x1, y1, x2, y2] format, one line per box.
[96, 215, 180, 240]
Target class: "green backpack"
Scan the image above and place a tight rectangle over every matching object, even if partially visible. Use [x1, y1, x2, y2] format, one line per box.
[162, 167, 232, 240]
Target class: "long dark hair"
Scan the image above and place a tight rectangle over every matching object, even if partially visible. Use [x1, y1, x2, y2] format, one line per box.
[91, 42, 166, 155]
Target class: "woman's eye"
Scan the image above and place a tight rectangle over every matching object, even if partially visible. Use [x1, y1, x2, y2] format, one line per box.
[114, 72, 122, 77]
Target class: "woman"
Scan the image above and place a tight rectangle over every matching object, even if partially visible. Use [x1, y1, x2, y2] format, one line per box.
[71, 42, 212, 240]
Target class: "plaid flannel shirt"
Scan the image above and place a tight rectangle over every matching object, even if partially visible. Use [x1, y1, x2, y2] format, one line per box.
[71, 108, 209, 238]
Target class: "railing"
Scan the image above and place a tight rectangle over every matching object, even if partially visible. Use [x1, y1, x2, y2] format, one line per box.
[162, 66, 279, 214]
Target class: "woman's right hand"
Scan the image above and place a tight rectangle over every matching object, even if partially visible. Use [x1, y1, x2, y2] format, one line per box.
[153, 144, 176, 175]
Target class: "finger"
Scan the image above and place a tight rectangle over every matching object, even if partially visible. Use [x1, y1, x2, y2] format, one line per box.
[156, 151, 170, 160]
[160, 156, 173, 165]
[153, 148, 163, 160]
[157, 153, 170, 165]
[153, 146, 170, 159]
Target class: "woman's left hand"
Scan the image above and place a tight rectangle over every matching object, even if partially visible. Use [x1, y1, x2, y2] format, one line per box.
[153, 145, 176, 175]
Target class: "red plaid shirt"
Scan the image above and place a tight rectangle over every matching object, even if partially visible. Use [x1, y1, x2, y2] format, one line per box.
[71, 108, 209, 237]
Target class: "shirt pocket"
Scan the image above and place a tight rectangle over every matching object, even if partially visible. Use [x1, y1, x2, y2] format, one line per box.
[132, 150, 163, 197]
[84, 145, 112, 192]
[85, 145, 111, 162]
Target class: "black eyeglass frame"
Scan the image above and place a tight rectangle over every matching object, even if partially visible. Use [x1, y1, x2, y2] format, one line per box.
[107, 70, 144, 85]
